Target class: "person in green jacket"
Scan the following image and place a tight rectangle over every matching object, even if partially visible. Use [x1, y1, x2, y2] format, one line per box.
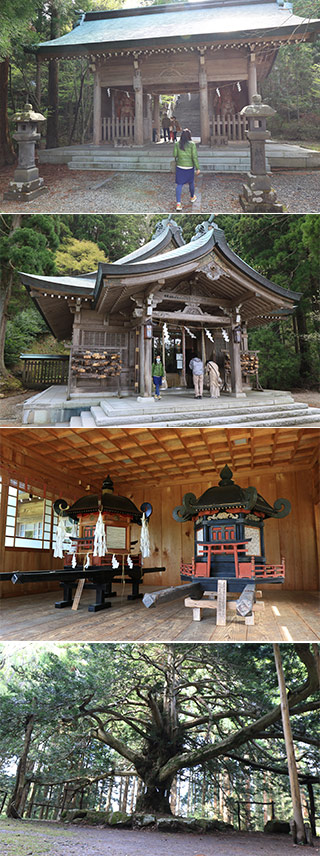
[152, 355, 164, 399]
[173, 128, 200, 210]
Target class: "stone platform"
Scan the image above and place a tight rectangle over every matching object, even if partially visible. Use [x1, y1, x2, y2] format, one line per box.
[21, 386, 320, 427]
[38, 140, 320, 173]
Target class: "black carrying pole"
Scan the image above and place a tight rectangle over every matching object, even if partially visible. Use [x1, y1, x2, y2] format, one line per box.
[143, 581, 203, 609]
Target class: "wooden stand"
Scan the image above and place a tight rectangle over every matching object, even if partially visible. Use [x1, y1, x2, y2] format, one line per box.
[184, 581, 264, 626]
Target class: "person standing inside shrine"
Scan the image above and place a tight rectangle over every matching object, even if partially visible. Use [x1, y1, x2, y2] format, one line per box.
[173, 129, 200, 210]
[162, 113, 170, 142]
[152, 355, 164, 399]
[206, 358, 222, 398]
[171, 116, 181, 141]
[189, 355, 204, 399]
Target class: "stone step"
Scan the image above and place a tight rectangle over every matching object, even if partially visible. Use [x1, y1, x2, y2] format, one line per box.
[98, 399, 305, 422]
[78, 402, 320, 428]
[69, 416, 82, 427]
[80, 411, 96, 427]
[87, 401, 318, 428]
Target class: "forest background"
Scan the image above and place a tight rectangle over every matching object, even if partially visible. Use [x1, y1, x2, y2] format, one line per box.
[0, 212, 319, 393]
[0, 0, 320, 167]
[0, 642, 319, 833]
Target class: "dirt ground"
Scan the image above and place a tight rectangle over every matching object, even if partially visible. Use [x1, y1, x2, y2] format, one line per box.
[1, 162, 320, 213]
[0, 819, 318, 856]
[0, 389, 319, 427]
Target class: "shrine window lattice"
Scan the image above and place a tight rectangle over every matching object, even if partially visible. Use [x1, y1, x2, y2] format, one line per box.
[81, 331, 127, 349]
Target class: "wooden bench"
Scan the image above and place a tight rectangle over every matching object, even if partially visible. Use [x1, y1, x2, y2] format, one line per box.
[184, 580, 264, 626]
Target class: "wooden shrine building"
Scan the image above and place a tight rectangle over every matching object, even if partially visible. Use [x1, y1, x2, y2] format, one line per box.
[0, 427, 319, 642]
[20, 217, 300, 398]
[31, 0, 320, 146]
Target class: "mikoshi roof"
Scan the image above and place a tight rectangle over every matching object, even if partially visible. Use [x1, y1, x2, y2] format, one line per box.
[54, 475, 143, 522]
[173, 464, 291, 521]
[20, 216, 301, 340]
[31, 0, 320, 58]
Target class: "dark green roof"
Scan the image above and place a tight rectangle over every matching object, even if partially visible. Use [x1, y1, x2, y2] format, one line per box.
[32, 0, 320, 57]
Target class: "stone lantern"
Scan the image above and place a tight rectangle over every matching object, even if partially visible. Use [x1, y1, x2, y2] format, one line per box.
[4, 103, 47, 202]
[239, 94, 283, 213]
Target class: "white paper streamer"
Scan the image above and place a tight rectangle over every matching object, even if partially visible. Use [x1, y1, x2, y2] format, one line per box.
[112, 554, 120, 569]
[221, 328, 230, 343]
[72, 552, 77, 569]
[127, 555, 133, 569]
[163, 322, 170, 344]
[54, 516, 67, 559]
[205, 328, 214, 343]
[93, 510, 106, 557]
[140, 512, 150, 559]
[185, 326, 196, 340]
[84, 552, 90, 570]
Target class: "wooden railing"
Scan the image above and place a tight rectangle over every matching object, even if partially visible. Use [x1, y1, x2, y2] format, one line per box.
[101, 116, 135, 142]
[20, 354, 69, 388]
[210, 113, 248, 141]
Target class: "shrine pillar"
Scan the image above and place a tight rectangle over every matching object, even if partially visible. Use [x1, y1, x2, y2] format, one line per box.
[229, 325, 244, 397]
[133, 63, 144, 146]
[144, 330, 153, 397]
[144, 93, 153, 142]
[181, 325, 187, 387]
[93, 69, 101, 145]
[248, 51, 258, 101]
[139, 323, 145, 396]
[199, 54, 210, 145]
[153, 94, 160, 139]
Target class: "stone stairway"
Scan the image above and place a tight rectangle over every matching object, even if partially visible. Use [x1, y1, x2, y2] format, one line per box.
[68, 400, 320, 428]
[173, 93, 201, 137]
[67, 145, 251, 173]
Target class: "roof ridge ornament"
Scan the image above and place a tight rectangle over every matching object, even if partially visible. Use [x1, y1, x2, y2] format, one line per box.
[218, 464, 234, 485]
[152, 216, 184, 241]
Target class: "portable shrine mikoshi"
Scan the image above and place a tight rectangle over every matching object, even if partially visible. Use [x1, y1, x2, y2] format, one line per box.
[143, 464, 291, 617]
[173, 464, 291, 591]
[10, 476, 165, 612]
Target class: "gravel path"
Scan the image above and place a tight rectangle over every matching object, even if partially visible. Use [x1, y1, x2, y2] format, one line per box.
[1, 164, 319, 212]
[1, 819, 318, 856]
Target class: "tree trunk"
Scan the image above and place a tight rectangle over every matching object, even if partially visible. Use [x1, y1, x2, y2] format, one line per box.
[273, 644, 307, 845]
[295, 305, 312, 382]
[0, 214, 22, 379]
[135, 781, 173, 815]
[46, 5, 60, 149]
[0, 60, 15, 167]
[7, 714, 35, 817]
[306, 781, 316, 838]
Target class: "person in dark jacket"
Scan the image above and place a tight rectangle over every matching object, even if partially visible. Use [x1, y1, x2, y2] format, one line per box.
[173, 129, 200, 210]
[162, 113, 170, 142]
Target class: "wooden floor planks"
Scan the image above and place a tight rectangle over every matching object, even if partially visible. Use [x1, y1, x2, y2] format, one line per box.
[1, 586, 318, 642]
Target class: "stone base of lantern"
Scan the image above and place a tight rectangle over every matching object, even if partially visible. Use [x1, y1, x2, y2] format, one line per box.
[239, 172, 283, 213]
[4, 175, 48, 201]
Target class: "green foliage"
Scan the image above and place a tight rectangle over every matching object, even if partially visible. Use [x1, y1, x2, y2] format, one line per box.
[55, 238, 107, 275]
[248, 326, 301, 389]
[4, 307, 49, 367]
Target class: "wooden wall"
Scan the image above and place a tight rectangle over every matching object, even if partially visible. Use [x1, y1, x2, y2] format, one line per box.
[1, 466, 319, 598]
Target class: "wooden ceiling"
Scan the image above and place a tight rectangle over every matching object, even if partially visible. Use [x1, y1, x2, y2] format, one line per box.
[0, 428, 318, 497]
